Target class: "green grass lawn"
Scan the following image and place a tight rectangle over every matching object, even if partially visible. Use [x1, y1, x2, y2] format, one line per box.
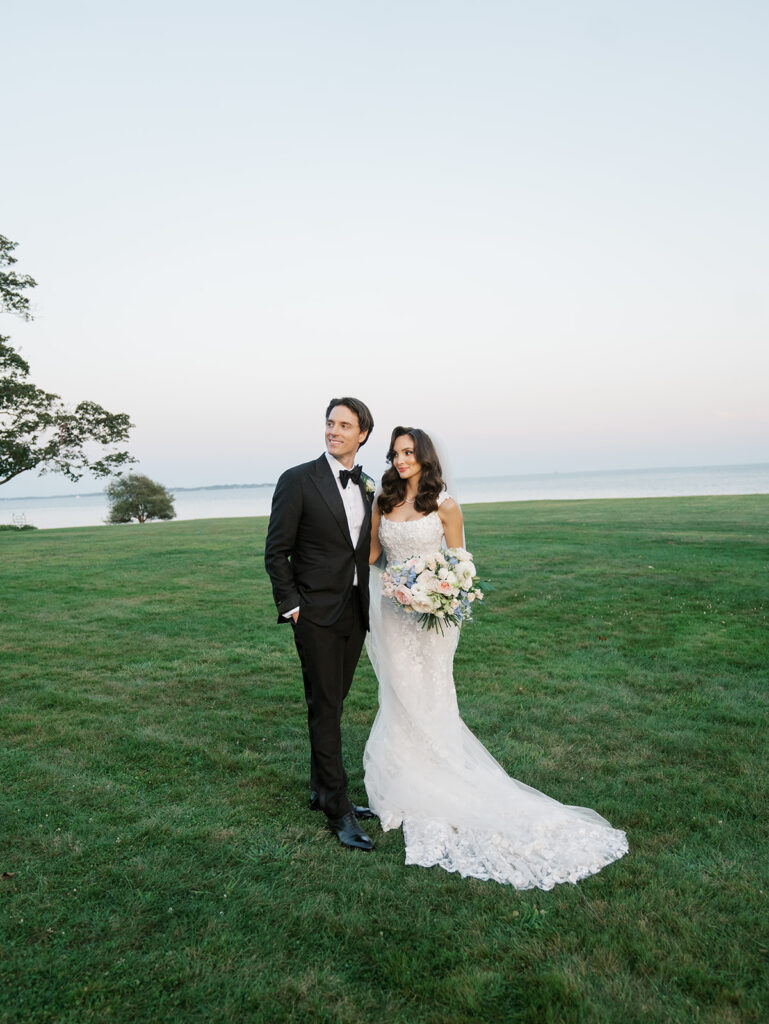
[1, 496, 767, 1023]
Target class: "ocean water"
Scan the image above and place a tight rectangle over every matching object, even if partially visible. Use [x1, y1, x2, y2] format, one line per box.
[1, 463, 767, 531]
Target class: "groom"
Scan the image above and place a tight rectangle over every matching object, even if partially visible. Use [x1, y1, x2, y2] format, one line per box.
[264, 397, 376, 851]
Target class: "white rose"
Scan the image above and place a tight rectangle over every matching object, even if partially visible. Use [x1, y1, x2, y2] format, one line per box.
[410, 586, 436, 614]
[446, 546, 469, 560]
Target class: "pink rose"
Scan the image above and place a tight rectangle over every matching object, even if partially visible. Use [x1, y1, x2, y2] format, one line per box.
[394, 585, 413, 606]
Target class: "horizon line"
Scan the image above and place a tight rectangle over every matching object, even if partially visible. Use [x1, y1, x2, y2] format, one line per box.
[1, 460, 767, 503]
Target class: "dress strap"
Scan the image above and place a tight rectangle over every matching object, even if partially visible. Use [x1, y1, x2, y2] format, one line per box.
[437, 490, 451, 507]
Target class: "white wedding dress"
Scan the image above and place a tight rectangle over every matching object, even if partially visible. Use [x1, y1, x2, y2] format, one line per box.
[363, 496, 628, 888]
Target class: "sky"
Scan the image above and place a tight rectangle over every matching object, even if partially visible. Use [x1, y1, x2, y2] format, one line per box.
[2, 0, 768, 497]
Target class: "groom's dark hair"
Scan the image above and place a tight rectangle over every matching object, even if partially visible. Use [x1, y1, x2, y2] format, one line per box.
[325, 397, 374, 448]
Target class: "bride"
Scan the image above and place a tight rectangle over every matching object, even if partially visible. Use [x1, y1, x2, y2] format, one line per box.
[364, 426, 629, 889]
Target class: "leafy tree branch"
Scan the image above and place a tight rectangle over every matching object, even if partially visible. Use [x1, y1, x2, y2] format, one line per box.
[0, 234, 37, 320]
[0, 233, 135, 488]
[0, 337, 135, 486]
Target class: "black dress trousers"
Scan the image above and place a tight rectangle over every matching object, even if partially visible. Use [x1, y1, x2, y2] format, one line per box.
[291, 587, 366, 820]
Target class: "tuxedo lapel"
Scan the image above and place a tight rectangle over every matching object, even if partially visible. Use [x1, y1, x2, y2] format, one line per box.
[356, 478, 372, 551]
[310, 455, 352, 545]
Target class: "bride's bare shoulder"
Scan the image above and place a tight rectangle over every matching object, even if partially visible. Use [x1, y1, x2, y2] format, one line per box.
[437, 497, 462, 527]
[437, 497, 464, 548]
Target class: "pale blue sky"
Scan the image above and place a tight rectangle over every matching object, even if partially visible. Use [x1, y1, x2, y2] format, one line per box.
[3, 1, 768, 495]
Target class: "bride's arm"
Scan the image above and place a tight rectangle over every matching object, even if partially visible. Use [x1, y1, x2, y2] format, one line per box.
[438, 499, 464, 548]
[369, 504, 383, 563]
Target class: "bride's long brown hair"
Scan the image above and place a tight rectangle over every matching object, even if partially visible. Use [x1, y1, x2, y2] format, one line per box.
[377, 427, 446, 515]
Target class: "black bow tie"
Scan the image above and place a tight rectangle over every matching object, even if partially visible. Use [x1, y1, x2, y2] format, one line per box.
[339, 465, 362, 489]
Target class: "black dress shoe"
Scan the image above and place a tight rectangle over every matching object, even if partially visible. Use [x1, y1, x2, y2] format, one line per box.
[328, 812, 374, 851]
[309, 792, 376, 820]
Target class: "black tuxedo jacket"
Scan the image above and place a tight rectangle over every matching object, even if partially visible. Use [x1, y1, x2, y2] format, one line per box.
[264, 454, 372, 629]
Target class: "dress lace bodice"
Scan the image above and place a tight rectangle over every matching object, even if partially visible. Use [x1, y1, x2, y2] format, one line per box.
[379, 493, 449, 565]
[379, 512, 446, 565]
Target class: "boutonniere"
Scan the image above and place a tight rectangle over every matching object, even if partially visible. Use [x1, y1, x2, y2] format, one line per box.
[363, 474, 376, 500]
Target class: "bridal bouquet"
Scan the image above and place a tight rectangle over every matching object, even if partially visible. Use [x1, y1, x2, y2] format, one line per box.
[380, 548, 484, 633]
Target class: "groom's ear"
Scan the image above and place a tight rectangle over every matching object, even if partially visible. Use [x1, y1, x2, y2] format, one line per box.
[357, 430, 369, 447]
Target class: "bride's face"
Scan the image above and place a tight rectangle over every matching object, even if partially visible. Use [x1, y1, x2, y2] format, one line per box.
[392, 435, 421, 484]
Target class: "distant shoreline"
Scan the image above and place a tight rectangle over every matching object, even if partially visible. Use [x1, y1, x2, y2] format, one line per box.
[2, 461, 767, 503]
[0, 482, 277, 502]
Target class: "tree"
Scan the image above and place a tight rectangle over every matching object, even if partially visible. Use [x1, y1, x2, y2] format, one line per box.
[0, 233, 135, 487]
[106, 474, 176, 524]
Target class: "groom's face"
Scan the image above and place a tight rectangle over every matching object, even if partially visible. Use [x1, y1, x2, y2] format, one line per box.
[325, 405, 368, 461]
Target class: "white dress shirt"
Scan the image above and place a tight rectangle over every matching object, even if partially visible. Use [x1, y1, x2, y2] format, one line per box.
[324, 451, 365, 585]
